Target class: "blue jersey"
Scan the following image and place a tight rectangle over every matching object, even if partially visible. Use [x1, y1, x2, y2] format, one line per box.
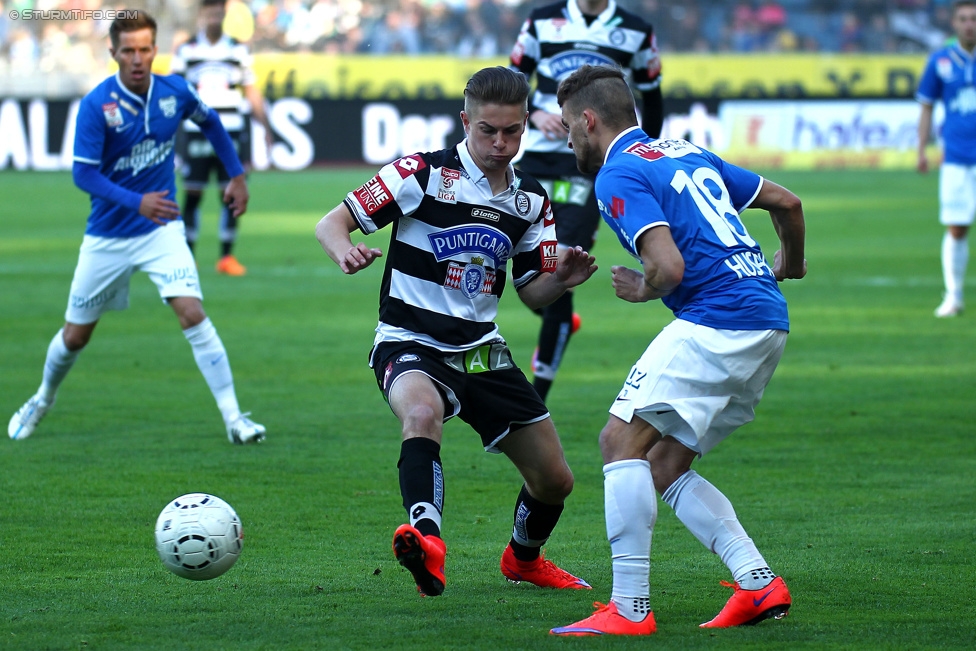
[73, 72, 211, 237]
[916, 44, 976, 165]
[597, 128, 788, 331]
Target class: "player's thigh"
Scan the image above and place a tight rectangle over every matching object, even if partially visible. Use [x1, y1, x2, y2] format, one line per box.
[610, 321, 786, 457]
[137, 221, 203, 303]
[552, 192, 600, 250]
[372, 343, 461, 437]
[456, 362, 550, 454]
[939, 163, 976, 226]
[182, 136, 216, 191]
[64, 235, 137, 324]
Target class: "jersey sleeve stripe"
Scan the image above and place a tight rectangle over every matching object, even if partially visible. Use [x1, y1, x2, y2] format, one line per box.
[73, 156, 101, 164]
[738, 177, 764, 213]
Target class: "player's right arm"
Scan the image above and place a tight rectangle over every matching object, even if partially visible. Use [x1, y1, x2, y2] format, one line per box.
[917, 102, 934, 173]
[611, 225, 684, 303]
[315, 203, 383, 275]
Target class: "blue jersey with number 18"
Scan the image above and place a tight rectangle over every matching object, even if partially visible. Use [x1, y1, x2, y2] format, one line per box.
[596, 127, 788, 331]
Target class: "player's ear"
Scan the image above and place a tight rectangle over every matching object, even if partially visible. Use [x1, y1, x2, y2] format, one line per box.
[460, 110, 470, 134]
[583, 109, 597, 133]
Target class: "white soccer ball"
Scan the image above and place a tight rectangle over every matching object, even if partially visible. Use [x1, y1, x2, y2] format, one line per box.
[154, 493, 243, 580]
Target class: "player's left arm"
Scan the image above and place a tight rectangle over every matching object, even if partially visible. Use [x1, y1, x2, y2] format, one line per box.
[748, 179, 807, 281]
[517, 246, 598, 310]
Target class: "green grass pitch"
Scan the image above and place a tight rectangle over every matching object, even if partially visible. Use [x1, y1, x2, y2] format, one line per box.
[0, 168, 973, 650]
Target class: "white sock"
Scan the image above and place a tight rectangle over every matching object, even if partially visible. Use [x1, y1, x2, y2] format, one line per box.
[183, 318, 240, 423]
[942, 232, 968, 304]
[662, 470, 772, 590]
[604, 459, 656, 622]
[37, 329, 80, 404]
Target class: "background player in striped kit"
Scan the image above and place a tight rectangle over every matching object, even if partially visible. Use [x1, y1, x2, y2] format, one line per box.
[510, 0, 663, 400]
[171, 0, 273, 276]
[315, 67, 597, 598]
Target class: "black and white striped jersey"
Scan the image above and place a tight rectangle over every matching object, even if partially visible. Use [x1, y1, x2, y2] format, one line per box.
[510, 0, 662, 175]
[170, 32, 255, 133]
[343, 141, 557, 354]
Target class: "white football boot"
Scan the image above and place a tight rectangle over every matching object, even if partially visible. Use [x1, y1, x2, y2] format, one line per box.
[226, 412, 266, 445]
[935, 295, 963, 318]
[9, 395, 53, 440]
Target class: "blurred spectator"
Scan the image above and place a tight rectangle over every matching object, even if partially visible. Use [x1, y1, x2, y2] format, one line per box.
[421, 1, 461, 53]
[365, 8, 421, 53]
[455, 10, 498, 56]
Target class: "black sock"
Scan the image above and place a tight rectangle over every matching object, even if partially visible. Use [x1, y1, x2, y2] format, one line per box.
[397, 437, 444, 538]
[219, 203, 237, 257]
[533, 292, 574, 401]
[509, 485, 564, 561]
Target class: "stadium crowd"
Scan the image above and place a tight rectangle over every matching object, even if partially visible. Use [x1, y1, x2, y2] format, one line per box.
[0, 0, 958, 80]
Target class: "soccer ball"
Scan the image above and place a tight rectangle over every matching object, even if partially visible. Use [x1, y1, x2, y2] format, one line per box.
[154, 493, 243, 580]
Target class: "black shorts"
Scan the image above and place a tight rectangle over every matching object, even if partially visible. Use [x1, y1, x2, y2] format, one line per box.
[181, 129, 249, 189]
[538, 175, 600, 250]
[371, 341, 550, 452]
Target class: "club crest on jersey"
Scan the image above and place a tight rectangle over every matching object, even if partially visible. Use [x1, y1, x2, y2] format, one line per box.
[936, 57, 953, 81]
[158, 96, 177, 118]
[102, 102, 123, 127]
[540, 241, 558, 272]
[437, 168, 460, 204]
[353, 176, 393, 215]
[609, 28, 626, 46]
[514, 190, 531, 216]
[444, 256, 496, 298]
[428, 224, 513, 265]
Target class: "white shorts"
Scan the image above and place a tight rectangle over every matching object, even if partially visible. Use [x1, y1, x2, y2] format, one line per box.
[939, 163, 976, 226]
[609, 319, 787, 457]
[65, 220, 202, 324]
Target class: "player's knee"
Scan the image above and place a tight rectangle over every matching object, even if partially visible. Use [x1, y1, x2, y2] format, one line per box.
[62, 327, 92, 351]
[400, 403, 441, 438]
[529, 465, 574, 504]
[648, 447, 693, 495]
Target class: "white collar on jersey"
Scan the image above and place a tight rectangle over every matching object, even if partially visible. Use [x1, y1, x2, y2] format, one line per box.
[457, 138, 516, 193]
[568, 0, 617, 24]
[113, 71, 154, 135]
[604, 125, 642, 165]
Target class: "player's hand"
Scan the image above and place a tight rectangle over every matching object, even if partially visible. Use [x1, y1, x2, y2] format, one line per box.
[223, 175, 250, 218]
[530, 110, 568, 141]
[772, 249, 807, 281]
[917, 152, 929, 174]
[555, 245, 597, 288]
[340, 243, 383, 274]
[138, 191, 180, 225]
[611, 265, 651, 303]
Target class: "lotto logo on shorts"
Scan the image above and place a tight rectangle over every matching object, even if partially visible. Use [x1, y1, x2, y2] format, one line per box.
[353, 176, 393, 215]
[540, 240, 558, 272]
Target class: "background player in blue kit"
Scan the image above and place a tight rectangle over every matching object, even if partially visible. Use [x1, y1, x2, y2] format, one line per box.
[316, 67, 597, 598]
[509, 0, 663, 401]
[916, 0, 976, 318]
[8, 11, 265, 445]
[550, 65, 806, 636]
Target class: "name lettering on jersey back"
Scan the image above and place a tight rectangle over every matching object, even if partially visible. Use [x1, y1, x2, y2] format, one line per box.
[113, 137, 175, 176]
[428, 224, 513, 266]
[724, 251, 774, 279]
[353, 176, 393, 215]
